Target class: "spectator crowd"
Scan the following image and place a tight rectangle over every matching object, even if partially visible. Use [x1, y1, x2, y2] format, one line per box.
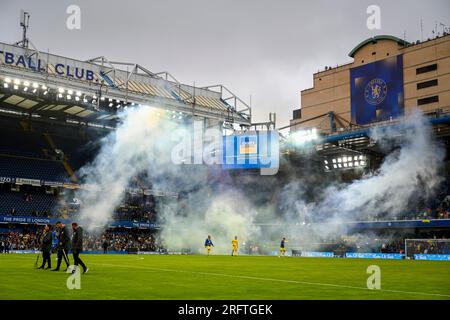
[0, 228, 159, 253]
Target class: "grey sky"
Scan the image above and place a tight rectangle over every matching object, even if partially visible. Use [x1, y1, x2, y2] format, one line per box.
[0, 0, 449, 127]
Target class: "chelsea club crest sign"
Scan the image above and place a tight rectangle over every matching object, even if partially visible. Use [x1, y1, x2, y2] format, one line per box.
[350, 55, 404, 125]
[364, 78, 387, 105]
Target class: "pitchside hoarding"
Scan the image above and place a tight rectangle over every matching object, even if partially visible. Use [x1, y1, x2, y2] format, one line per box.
[345, 252, 404, 260]
[0, 215, 159, 229]
[301, 252, 334, 258]
[414, 254, 450, 261]
[350, 55, 404, 125]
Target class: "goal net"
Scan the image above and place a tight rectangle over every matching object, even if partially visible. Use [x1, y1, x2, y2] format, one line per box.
[404, 239, 450, 259]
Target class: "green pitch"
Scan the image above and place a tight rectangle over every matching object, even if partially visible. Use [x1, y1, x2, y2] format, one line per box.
[1, 254, 449, 300]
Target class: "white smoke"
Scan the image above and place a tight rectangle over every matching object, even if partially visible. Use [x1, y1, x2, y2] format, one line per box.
[275, 110, 445, 245]
[74, 106, 445, 253]
[320, 110, 444, 221]
[75, 106, 179, 230]
[159, 189, 261, 254]
[74, 105, 261, 253]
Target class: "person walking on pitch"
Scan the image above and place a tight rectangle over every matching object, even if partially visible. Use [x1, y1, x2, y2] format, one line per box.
[279, 237, 287, 257]
[51, 221, 70, 271]
[231, 236, 239, 256]
[204, 235, 214, 255]
[71, 222, 88, 274]
[38, 224, 52, 269]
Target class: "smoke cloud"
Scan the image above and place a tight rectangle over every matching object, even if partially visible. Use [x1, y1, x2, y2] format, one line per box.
[73, 107, 445, 254]
[272, 110, 445, 247]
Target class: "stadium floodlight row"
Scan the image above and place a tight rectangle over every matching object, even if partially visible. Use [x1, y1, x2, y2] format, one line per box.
[0, 41, 252, 126]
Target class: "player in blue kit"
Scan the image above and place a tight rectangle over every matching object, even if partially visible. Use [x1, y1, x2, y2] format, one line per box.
[204, 235, 214, 255]
[279, 237, 287, 257]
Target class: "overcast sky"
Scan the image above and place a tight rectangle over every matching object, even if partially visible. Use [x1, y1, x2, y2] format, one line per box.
[0, 0, 449, 127]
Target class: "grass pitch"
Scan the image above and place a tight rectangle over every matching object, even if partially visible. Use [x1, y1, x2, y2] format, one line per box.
[0, 253, 449, 300]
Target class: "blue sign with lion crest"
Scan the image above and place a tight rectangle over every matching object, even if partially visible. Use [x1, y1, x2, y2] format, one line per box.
[350, 55, 404, 125]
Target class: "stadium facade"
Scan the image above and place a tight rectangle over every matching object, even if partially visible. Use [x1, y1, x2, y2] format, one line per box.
[290, 33, 450, 133]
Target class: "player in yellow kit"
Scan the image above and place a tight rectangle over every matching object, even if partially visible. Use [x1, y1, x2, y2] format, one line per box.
[231, 236, 238, 256]
[278, 237, 287, 257]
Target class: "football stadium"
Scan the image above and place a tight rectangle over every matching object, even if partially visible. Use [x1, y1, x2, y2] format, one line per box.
[0, 4, 450, 305]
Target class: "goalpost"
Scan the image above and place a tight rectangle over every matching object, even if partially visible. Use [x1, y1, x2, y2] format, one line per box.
[404, 239, 450, 259]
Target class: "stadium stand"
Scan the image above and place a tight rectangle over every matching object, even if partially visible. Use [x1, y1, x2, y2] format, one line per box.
[0, 186, 56, 217]
[0, 227, 159, 252]
[0, 155, 68, 181]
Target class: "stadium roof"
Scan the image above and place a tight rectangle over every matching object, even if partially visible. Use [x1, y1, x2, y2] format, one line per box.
[0, 42, 251, 126]
[348, 35, 410, 58]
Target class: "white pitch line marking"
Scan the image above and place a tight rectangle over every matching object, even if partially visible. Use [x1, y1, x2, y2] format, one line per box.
[89, 262, 450, 298]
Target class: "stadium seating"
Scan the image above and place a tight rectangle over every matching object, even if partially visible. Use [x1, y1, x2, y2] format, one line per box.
[0, 189, 56, 216]
[0, 155, 68, 181]
[0, 122, 50, 158]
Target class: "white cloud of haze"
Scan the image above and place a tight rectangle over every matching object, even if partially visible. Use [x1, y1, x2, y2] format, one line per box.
[73, 106, 445, 253]
[274, 110, 445, 246]
[75, 106, 180, 230]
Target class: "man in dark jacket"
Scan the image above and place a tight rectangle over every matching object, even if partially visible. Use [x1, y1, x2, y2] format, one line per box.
[38, 224, 52, 269]
[102, 238, 108, 254]
[52, 221, 71, 271]
[71, 222, 88, 274]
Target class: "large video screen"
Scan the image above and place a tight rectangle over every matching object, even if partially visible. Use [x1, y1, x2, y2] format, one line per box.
[222, 131, 279, 172]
